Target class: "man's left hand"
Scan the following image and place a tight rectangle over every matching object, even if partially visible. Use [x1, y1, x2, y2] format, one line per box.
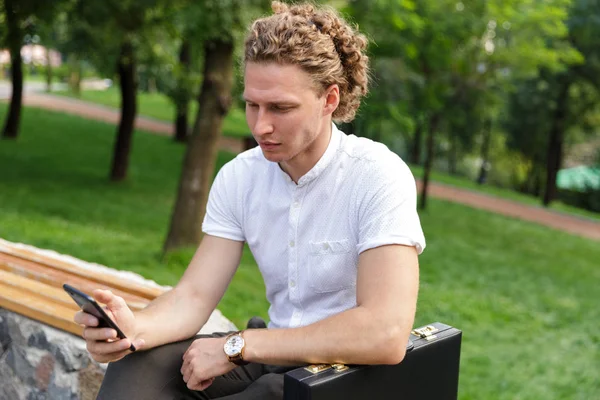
[181, 337, 236, 391]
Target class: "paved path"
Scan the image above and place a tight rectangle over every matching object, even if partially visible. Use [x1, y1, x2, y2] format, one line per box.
[417, 181, 600, 241]
[3, 88, 599, 241]
[0, 86, 243, 153]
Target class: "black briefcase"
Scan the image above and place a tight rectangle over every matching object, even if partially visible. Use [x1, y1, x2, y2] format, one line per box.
[283, 322, 462, 400]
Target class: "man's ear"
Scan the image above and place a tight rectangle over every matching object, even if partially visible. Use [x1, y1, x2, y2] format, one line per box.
[322, 84, 340, 117]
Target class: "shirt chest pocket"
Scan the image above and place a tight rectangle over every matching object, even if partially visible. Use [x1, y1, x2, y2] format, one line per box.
[308, 239, 357, 293]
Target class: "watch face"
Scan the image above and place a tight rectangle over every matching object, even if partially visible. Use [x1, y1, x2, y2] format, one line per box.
[224, 335, 245, 356]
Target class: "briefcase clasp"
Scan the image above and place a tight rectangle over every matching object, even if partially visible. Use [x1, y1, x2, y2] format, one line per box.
[305, 364, 332, 374]
[304, 363, 349, 374]
[411, 325, 439, 341]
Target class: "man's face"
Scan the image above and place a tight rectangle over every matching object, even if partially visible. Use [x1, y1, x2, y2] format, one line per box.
[243, 62, 334, 165]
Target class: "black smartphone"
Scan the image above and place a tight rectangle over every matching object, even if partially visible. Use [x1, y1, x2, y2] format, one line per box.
[63, 283, 136, 352]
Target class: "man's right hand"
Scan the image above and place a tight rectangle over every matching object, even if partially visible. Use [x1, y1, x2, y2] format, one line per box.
[73, 289, 145, 363]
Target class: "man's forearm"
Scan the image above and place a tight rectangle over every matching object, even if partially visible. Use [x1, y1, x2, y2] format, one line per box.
[133, 288, 211, 350]
[243, 306, 412, 366]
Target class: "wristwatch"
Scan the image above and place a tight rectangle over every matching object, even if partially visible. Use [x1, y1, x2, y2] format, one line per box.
[224, 331, 248, 366]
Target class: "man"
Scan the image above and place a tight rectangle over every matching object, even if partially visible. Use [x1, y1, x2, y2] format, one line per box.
[76, 2, 425, 399]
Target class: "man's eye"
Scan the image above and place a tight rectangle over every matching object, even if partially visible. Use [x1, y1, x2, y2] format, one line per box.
[246, 103, 258, 108]
[272, 106, 291, 112]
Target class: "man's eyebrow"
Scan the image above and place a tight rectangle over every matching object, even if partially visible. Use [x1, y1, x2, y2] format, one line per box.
[243, 97, 299, 105]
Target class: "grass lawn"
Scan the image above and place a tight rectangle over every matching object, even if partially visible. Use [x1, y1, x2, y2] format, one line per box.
[53, 87, 250, 139]
[1, 105, 599, 399]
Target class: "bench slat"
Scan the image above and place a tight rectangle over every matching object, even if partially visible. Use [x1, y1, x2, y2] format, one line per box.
[0, 269, 79, 311]
[0, 242, 165, 300]
[0, 282, 83, 336]
[0, 254, 152, 311]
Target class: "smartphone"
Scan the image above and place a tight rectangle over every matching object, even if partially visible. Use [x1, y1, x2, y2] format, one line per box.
[63, 283, 136, 351]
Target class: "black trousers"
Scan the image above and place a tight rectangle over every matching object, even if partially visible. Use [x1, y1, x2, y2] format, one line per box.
[96, 332, 302, 400]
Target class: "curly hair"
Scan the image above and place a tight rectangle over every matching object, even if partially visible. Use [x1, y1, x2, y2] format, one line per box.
[243, 1, 370, 123]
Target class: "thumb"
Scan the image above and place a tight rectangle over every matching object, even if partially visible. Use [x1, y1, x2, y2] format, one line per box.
[93, 289, 129, 314]
[92, 289, 114, 304]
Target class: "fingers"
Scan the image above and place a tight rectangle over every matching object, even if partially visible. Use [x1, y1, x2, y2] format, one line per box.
[74, 310, 99, 327]
[86, 337, 133, 363]
[87, 337, 133, 355]
[83, 327, 117, 341]
[188, 377, 215, 391]
[83, 332, 145, 363]
[91, 348, 132, 364]
[181, 362, 215, 391]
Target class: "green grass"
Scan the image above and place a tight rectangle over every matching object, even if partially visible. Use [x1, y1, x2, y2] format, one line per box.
[1, 105, 599, 399]
[53, 87, 250, 138]
[410, 164, 600, 222]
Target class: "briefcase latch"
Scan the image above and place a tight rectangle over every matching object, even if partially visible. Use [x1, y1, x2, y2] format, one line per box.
[305, 363, 349, 374]
[411, 325, 439, 341]
[305, 364, 332, 374]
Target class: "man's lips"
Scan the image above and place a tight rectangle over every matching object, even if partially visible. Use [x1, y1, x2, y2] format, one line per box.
[258, 142, 281, 150]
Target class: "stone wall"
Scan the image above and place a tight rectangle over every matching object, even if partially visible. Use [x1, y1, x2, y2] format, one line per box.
[0, 307, 236, 400]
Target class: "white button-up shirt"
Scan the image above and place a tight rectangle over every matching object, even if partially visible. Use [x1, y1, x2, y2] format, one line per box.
[202, 124, 426, 329]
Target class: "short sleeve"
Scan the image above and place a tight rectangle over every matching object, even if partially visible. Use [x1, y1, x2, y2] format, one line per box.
[202, 162, 245, 242]
[356, 157, 426, 254]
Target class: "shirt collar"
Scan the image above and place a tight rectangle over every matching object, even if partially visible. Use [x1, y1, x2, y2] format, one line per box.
[288, 122, 342, 187]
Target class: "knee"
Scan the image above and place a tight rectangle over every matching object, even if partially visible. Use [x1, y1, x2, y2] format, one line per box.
[255, 373, 284, 398]
[107, 342, 184, 380]
[98, 342, 188, 398]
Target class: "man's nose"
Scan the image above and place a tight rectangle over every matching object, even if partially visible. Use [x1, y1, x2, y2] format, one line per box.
[254, 109, 274, 136]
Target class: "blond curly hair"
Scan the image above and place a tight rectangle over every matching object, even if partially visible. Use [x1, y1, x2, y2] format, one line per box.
[244, 1, 370, 123]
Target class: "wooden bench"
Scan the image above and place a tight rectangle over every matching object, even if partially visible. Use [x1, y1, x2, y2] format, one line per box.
[0, 240, 167, 336]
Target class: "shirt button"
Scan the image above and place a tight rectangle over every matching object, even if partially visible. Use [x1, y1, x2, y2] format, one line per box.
[289, 280, 296, 288]
[293, 202, 300, 208]
[322, 243, 330, 250]
[289, 240, 295, 248]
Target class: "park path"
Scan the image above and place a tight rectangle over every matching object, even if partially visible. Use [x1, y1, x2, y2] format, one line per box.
[21, 91, 244, 154]
[13, 91, 600, 241]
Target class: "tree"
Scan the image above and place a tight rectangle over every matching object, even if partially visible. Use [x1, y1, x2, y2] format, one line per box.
[1, 0, 24, 140]
[174, 39, 192, 142]
[348, 0, 580, 209]
[68, 0, 169, 180]
[542, 0, 600, 205]
[502, 0, 600, 206]
[163, 0, 269, 253]
[1, 0, 63, 139]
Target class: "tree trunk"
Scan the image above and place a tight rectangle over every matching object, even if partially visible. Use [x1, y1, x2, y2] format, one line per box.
[174, 39, 191, 143]
[476, 117, 493, 185]
[419, 113, 441, 210]
[448, 133, 457, 175]
[68, 54, 81, 97]
[2, 0, 23, 140]
[410, 116, 423, 165]
[533, 164, 544, 198]
[163, 39, 235, 253]
[147, 77, 157, 93]
[542, 78, 570, 206]
[45, 47, 53, 93]
[110, 41, 137, 181]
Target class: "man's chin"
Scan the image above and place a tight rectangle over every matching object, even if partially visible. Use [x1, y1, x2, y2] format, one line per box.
[260, 149, 286, 163]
